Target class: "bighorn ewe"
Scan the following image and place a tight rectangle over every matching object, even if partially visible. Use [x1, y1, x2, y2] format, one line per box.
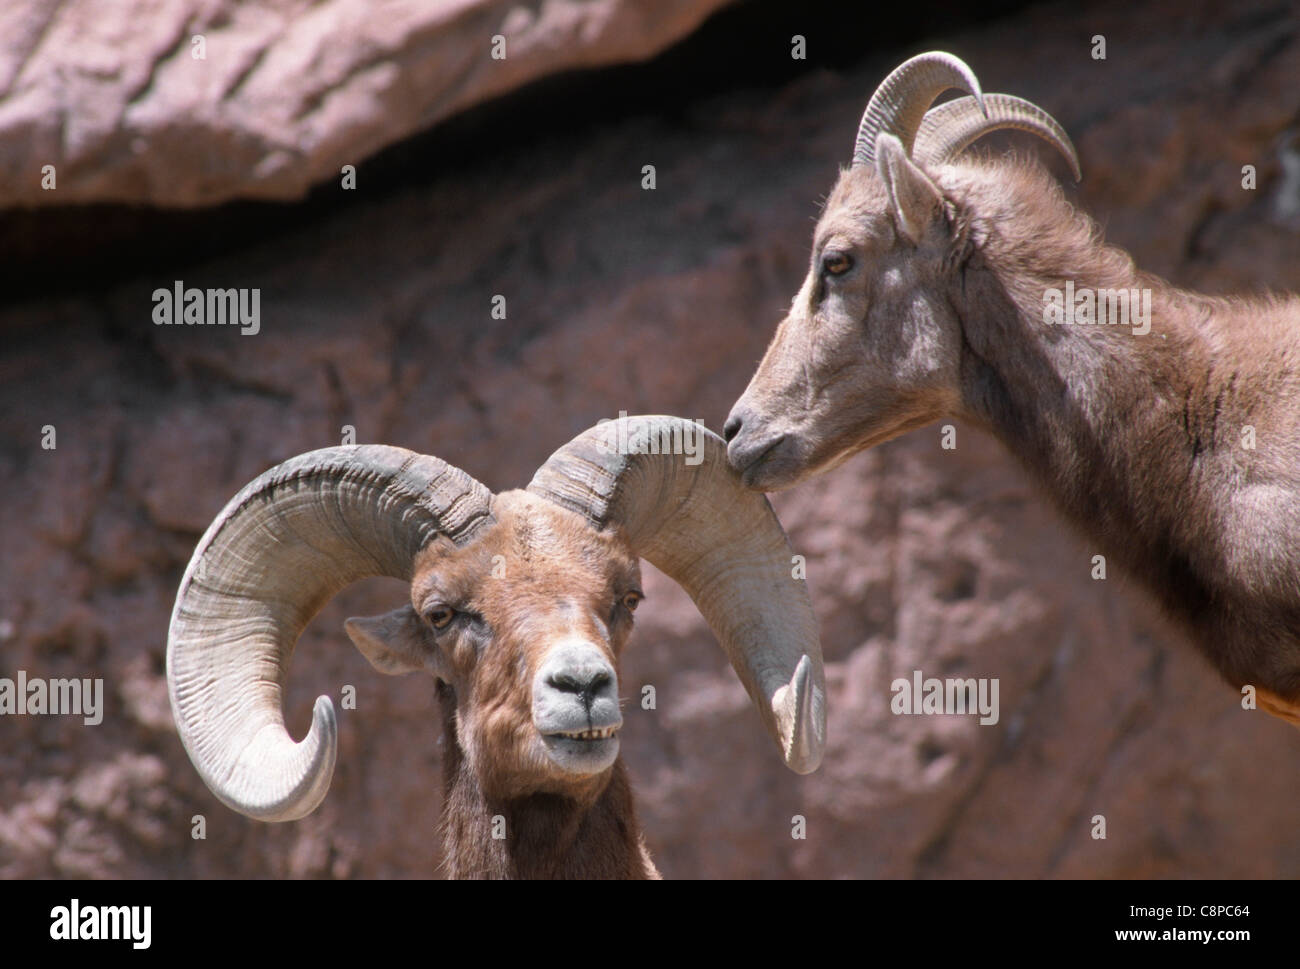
[724, 52, 1300, 725]
[167, 416, 824, 878]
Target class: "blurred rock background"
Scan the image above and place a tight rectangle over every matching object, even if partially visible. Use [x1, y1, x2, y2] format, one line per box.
[1, 0, 1298, 878]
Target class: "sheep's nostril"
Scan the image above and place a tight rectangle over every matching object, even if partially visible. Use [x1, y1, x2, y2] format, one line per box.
[723, 413, 743, 442]
[547, 672, 580, 693]
[547, 669, 612, 704]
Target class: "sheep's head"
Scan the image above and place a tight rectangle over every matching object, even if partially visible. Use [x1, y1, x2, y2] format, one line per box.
[345, 491, 642, 799]
[724, 52, 1080, 492]
[167, 416, 825, 820]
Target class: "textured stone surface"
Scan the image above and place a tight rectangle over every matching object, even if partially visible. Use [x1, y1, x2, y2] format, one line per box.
[2, 0, 1300, 878]
[0, 0, 733, 208]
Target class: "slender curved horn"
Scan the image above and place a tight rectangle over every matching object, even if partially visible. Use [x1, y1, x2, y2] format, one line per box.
[167, 446, 494, 821]
[852, 51, 987, 167]
[527, 415, 826, 774]
[912, 93, 1082, 181]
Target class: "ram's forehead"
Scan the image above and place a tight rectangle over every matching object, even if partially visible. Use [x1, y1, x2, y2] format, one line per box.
[513, 493, 638, 570]
[816, 166, 893, 245]
[412, 490, 638, 592]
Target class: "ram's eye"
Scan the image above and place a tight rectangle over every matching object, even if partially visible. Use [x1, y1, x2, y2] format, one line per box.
[425, 605, 455, 630]
[821, 251, 853, 277]
[621, 591, 643, 613]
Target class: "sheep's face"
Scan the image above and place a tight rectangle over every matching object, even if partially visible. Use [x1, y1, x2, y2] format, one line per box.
[725, 161, 963, 491]
[345, 490, 642, 800]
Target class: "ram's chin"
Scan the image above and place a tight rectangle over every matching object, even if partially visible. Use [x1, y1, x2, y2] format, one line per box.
[744, 436, 873, 493]
[748, 440, 872, 492]
[734, 419, 905, 492]
[539, 731, 620, 775]
[737, 438, 816, 492]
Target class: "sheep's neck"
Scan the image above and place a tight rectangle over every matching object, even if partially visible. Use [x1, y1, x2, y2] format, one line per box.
[437, 696, 658, 879]
[953, 248, 1222, 636]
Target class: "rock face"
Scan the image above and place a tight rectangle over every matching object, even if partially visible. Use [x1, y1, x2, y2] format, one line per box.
[2, 0, 1300, 878]
[0, 0, 733, 208]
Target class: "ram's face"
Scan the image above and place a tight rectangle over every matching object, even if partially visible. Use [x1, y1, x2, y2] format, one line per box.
[346, 490, 642, 799]
[724, 166, 963, 491]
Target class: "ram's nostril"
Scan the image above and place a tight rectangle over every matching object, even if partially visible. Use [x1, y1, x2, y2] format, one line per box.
[547, 668, 612, 700]
[547, 672, 582, 694]
[723, 413, 743, 442]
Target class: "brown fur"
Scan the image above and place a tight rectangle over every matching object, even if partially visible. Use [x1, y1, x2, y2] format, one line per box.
[438, 682, 657, 878]
[728, 152, 1300, 714]
[355, 491, 660, 878]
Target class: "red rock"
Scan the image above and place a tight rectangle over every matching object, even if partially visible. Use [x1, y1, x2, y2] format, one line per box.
[2, 0, 1299, 878]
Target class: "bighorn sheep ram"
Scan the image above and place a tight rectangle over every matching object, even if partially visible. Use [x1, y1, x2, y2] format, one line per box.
[167, 415, 825, 878]
[724, 52, 1300, 725]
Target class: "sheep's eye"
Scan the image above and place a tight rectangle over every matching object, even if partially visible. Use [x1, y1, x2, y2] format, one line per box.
[821, 251, 853, 277]
[622, 591, 643, 613]
[426, 605, 455, 630]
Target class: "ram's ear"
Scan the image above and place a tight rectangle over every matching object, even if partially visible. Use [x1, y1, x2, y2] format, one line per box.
[875, 132, 945, 246]
[345, 605, 440, 677]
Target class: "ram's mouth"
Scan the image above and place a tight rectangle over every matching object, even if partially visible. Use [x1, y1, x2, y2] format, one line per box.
[546, 725, 620, 741]
[539, 723, 622, 774]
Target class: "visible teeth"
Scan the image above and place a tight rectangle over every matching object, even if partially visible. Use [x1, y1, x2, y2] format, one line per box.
[556, 726, 618, 740]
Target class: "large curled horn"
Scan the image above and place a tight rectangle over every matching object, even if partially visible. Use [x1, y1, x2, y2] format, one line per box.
[527, 415, 826, 773]
[852, 51, 987, 167]
[912, 93, 1082, 181]
[166, 446, 494, 821]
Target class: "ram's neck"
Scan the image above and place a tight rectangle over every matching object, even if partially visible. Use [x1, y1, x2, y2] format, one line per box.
[941, 159, 1300, 696]
[951, 191, 1231, 633]
[437, 692, 658, 879]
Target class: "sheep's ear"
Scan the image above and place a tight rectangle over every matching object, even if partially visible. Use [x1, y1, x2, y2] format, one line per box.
[875, 132, 944, 246]
[345, 605, 440, 677]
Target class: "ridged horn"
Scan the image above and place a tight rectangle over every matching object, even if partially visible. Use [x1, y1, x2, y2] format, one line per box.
[912, 92, 1082, 181]
[852, 51, 986, 167]
[527, 415, 826, 773]
[166, 445, 494, 821]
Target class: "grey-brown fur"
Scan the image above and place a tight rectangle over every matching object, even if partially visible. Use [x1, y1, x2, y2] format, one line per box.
[727, 128, 1300, 715]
